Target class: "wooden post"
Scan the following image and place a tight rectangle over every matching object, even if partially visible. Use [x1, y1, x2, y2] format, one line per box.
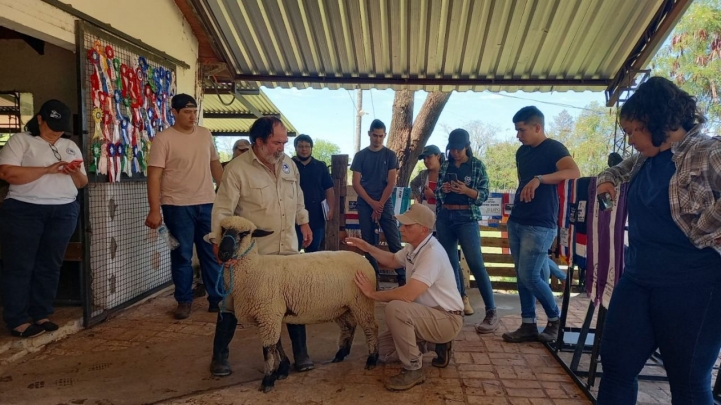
[326, 154, 348, 251]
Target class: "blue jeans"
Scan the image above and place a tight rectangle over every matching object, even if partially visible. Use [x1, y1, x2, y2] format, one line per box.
[162, 204, 222, 304]
[541, 257, 567, 282]
[598, 276, 721, 405]
[357, 199, 405, 283]
[507, 221, 560, 323]
[0, 199, 79, 329]
[296, 225, 326, 253]
[435, 209, 495, 310]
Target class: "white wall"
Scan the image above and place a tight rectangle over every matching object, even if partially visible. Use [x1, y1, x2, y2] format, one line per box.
[0, 0, 199, 97]
[0, 40, 78, 115]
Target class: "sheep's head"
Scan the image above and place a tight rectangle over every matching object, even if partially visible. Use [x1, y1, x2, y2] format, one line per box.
[218, 216, 273, 262]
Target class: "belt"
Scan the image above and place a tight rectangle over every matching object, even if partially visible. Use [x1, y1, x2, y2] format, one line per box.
[435, 306, 463, 316]
[443, 204, 470, 210]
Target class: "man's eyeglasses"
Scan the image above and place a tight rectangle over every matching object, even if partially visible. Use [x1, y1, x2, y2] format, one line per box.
[49, 144, 62, 161]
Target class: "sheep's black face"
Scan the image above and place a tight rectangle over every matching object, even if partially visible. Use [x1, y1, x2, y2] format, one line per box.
[218, 229, 250, 262]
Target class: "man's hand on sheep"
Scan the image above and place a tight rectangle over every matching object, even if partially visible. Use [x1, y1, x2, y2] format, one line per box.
[344, 237, 370, 252]
[354, 271, 376, 299]
[300, 223, 313, 248]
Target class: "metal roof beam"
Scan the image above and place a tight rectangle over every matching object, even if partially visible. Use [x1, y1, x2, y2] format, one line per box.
[605, 0, 692, 106]
[204, 112, 279, 119]
[212, 131, 296, 137]
[233, 74, 609, 87]
[203, 87, 260, 96]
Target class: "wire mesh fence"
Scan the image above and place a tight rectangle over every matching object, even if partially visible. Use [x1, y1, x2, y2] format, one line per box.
[79, 22, 174, 323]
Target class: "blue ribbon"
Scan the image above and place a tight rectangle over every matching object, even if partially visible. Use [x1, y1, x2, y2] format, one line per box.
[120, 117, 130, 144]
[114, 90, 124, 119]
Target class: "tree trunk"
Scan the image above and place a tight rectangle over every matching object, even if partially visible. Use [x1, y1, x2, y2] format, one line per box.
[387, 90, 451, 186]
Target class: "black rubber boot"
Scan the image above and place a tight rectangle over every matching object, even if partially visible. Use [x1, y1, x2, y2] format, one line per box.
[210, 313, 237, 376]
[287, 324, 314, 372]
[502, 322, 539, 343]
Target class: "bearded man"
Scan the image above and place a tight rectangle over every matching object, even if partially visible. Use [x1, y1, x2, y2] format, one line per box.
[206, 116, 314, 376]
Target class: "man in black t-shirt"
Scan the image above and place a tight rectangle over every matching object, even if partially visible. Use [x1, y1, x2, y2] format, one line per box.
[350, 119, 405, 286]
[504, 106, 580, 345]
[293, 134, 335, 252]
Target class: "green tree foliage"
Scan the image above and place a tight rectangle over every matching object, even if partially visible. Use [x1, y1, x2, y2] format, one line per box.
[213, 136, 235, 164]
[547, 109, 575, 146]
[484, 140, 519, 190]
[565, 103, 617, 177]
[311, 139, 341, 167]
[462, 103, 616, 192]
[441, 121, 501, 158]
[653, 0, 721, 123]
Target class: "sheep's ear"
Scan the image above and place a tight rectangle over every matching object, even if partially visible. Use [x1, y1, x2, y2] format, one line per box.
[252, 229, 274, 238]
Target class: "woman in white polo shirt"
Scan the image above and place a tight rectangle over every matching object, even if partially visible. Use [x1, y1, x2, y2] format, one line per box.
[0, 99, 88, 338]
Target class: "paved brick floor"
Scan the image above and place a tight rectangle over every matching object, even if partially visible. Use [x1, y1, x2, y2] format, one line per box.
[1, 288, 717, 404]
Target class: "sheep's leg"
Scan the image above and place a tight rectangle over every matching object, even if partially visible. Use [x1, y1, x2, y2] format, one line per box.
[259, 320, 283, 393]
[260, 345, 279, 393]
[275, 340, 291, 380]
[353, 304, 380, 370]
[332, 311, 357, 363]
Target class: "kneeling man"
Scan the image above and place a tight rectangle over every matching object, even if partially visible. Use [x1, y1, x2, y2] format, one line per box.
[346, 203, 463, 391]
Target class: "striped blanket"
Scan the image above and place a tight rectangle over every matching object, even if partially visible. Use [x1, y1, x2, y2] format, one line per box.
[586, 178, 629, 308]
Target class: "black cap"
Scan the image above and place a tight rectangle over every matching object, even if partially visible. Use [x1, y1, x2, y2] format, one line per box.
[447, 129, 470, 150]
[418, 144, 441, 159]
[171, 93, 198, 111]
[36, 99, 72, 134]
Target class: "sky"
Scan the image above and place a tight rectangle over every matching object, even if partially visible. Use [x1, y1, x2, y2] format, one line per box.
[214, 87, 609, 157]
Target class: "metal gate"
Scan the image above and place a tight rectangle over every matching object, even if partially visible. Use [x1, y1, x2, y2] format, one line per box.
[76, 21, 175, 327]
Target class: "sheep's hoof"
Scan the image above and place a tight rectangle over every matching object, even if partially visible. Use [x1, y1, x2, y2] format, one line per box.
[260, 375, 276, 393]
[332, 347, 350, 362]
[365, 353, 379, 370]
[277, 359, 290, 379]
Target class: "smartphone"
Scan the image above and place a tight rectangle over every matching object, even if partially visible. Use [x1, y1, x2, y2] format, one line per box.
[446, 173, 458, 183]
[597, 192, 613, 211]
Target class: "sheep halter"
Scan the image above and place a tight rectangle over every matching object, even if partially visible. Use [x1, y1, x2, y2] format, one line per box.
[235, 239, 256, 259]
[215, 239, 256, 315]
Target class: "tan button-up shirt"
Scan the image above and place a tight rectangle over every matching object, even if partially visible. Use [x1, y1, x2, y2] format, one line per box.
[209, 148, 309, 255]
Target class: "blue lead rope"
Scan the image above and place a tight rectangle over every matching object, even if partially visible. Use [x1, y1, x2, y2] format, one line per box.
[216, 240, 255, 317]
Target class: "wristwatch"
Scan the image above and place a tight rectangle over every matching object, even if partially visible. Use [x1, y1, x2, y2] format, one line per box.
[534, 175, 544, 184]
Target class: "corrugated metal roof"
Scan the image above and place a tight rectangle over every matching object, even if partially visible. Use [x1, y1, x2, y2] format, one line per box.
[201, 89, 298, 135]
[203, 0, 671, 92]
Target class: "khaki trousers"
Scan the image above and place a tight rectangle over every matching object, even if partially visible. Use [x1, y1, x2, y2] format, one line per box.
[378, 300, 463, 370]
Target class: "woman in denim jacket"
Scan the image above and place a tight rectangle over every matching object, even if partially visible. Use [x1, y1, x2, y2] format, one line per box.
[595, 77, 721, 405]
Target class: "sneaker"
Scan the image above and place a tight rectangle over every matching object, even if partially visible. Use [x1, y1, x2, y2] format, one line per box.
[538, 320, 560, 343]
[384, 368, 425, 391]
[502, 322, 539, 343]
[462, 296, 474, 315]
[175, 302, 192, 320]
[431, 341, 452, 368]
[208, 302, 220, 313]
[475, 309, 499, 334]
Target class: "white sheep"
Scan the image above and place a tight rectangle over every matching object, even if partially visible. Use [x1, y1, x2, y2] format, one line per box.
[217, 216, 379, 392]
